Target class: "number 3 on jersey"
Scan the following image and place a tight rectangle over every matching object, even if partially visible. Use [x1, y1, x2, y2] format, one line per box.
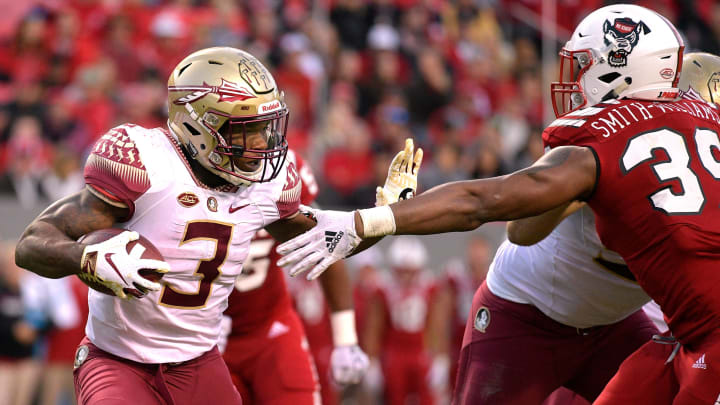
[159, 221, 233, 308]
[622, 127, 720, 214]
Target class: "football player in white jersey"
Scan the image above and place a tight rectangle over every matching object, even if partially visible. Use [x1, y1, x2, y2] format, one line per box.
[14, 47, 372, 405]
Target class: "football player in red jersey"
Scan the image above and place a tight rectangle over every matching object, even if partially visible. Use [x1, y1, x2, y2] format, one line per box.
[13, 47, 377, 405]
[219, 149, 368, 405]
[278, 5, 720, 404]
[362, 236, 440, 405]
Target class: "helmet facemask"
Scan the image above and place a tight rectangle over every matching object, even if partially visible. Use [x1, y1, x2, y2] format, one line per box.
[201, 108, 289, 185]
[551, 49, 595, 117]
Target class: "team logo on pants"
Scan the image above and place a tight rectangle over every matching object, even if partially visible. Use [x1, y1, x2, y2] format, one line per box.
[474, 307, 491, 333]
[74, 345, 89, 369]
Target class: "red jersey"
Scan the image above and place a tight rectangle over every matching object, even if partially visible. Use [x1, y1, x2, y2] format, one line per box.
[376, 273, 437, 351]
[544, 98, 720, 345]
[224, 150, 319, 334]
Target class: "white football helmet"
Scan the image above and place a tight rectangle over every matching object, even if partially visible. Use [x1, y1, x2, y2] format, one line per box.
[678, 52, 720, 104]
[167, 47, 289, 186]
[388, 236, 428, 270]
[551, 4, 684, 117]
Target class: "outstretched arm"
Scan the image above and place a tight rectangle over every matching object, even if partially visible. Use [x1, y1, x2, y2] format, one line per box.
[359, 146, 597, 237]
[279, 145, 597, 279]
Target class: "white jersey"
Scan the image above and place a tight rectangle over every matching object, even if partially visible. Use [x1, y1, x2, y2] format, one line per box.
[486, 206, 651, 329]
[83, 124, 301, 363]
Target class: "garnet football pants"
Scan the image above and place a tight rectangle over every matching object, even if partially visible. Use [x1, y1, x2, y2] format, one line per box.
[452, 282, 657, 405]
[73, 337, 242, 405]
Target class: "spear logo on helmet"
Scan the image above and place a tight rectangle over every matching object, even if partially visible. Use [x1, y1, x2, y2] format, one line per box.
[169, 79, 257, 105]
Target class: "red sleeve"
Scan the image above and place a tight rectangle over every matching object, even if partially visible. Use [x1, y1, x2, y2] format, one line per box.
[276, 161, 301, 219]
[83, 126, 151, 220]
[294, 153, 319, 205]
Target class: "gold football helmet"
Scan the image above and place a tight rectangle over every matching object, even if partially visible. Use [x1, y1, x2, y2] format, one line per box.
[168, 47, 289, 186]
[678, 52, 720, 104]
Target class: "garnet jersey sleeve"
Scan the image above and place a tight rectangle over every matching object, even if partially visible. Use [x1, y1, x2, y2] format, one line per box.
[84, 125, 153, 220]
[291, 150, 319, 206]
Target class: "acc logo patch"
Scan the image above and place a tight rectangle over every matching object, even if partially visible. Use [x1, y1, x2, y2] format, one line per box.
[603, 17, 651, 68]
[207, 196, 218, 212]
[474, 307, 491, 333]
[177, 192, 199, 208]
[74, 345, 89, 369]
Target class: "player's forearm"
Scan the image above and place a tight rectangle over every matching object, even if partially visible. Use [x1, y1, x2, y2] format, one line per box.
[15, 220, 85, 279]
[355, 146, 596, 238]
[319, 260, 353, 312]
[319, 261, 361, 346]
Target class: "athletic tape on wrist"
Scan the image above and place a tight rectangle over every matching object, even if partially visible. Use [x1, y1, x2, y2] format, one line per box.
[331, 310, 358, 347]
[357, 206, 396, 238]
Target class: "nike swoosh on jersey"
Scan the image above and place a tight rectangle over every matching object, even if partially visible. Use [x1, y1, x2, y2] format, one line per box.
[105, 253, 128, 284]
[229, 203, 251, 213]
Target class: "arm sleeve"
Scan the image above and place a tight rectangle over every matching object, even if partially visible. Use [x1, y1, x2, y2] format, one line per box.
[83, 126, 151, 221]
[276, 160, 302, 219]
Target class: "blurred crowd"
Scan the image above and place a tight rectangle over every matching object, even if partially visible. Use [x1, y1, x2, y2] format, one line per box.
[3, 0, 716, 207]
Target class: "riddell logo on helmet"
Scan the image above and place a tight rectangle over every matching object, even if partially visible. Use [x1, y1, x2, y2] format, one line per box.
[259, 100, 282, 113]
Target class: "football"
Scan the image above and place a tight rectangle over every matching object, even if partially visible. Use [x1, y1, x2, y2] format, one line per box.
[77, 228, 166, 297]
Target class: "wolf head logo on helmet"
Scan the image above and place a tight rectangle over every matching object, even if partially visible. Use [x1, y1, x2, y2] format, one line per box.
[603, 17, 651, 68]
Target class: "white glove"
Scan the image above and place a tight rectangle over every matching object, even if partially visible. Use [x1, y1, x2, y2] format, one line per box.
[277, 205, 361, 280]
[363, 358, 384, 394]
[428, 355, 450, 392]
[376, 138, 423, 206]
[330, 345, 370, 385]
[80, 231, 169, 300]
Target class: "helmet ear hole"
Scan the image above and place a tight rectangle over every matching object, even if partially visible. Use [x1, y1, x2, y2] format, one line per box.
[183, 123, 201, 136]
[598, 72, 621, 83]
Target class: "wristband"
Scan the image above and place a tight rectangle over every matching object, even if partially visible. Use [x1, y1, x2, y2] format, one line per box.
[330, 310, 358, 347]
[357, 206, 396, 238]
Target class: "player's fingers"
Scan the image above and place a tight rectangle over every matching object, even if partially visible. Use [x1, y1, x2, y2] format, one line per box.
[131, 275, 163, 291]
[307, 257, 334, 280]
[277, 244, 311, 268]
[288, 250, 325, 277]
[111, 285, 128, 300]
[413, 148, 424, 175]
[388, 151, 404, 176]
[138, 259, 171, 273]
[277, 231, 314, 257]
[122, 231, 140, 243]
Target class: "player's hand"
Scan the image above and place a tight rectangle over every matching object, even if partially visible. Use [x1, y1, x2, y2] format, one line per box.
[363, 358, 383, 394]
[427, 354, 450, 392]
[277, 205, 361, 280]
[376, 138, 423, 206]
[330, 345, 370, 385]
[80, 231, 169, 300]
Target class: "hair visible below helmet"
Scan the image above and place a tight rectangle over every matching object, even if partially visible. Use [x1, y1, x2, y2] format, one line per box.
[551, 4, 684, 118]
[167, 47, 289, 186]
[388, 236, 428, 270]
[678, 52, 720, 104]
